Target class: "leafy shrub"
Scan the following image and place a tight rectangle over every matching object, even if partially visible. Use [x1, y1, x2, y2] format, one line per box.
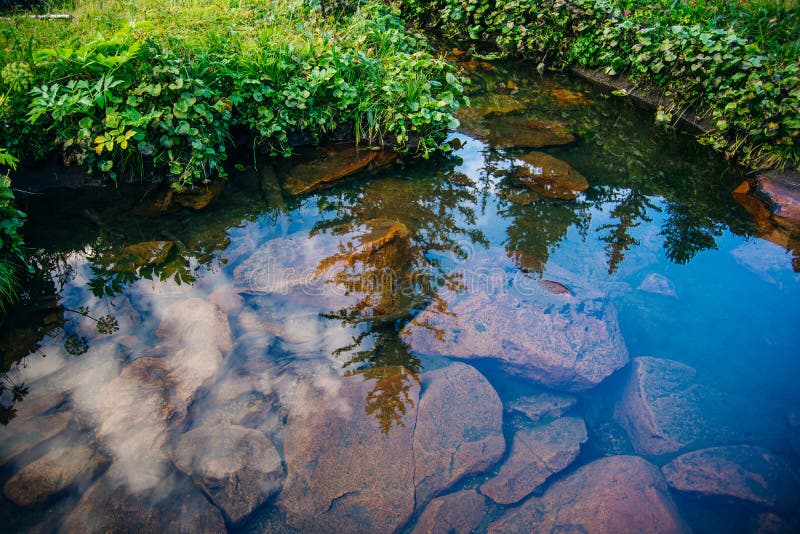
[402, 0, 799, 169]
[0, 149, 24, 311]
[0, 1, 465, 187]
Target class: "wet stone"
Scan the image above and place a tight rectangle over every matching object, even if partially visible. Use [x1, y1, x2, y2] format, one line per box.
[277, 374, 419, 533]
[59, 466, 226, 534]
[488, 455, 688, 534]
[756, 170, 800, 226]
[551, 87, 593, 106]
[173, 181, 226, 210]
[481, 417, 587, 504]
[401, 273, 629, 392]
[283, 144, 397, 195]
[614, 356, 705, 456]
[515, 151, 589, 200]
[484, 117, 576, 149]
[413, 362, 505, 506]
[412, 490, 488, 534]
[174, 422, 284, 524]
[637, 273, 678, 297]
[0, 410, 73, 465]
[662, 445, 800, 511]
[455, 94, 526, 123]
[539, 279, 571, 295]
[2, 442, 110, 508]
[506, 392, 577, 422]
[102, 241, 174, 273]
[498, 187, 540, 206]
[277, 362, 504, 532]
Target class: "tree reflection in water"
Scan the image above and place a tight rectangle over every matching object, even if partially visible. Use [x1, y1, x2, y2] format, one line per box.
[311, 168, 487, 433]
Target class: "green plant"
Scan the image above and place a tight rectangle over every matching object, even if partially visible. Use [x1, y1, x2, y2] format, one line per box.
[0, 149, 24, 312]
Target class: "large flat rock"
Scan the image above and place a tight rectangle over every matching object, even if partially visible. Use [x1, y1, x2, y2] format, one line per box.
[515, 151, 589, 200]
[614, 356, 706, 456]
[2, 442, 110, 508]
[488, 455, 688, 534]
[400, 265, 629, 392]
[59, 466, 226, 534]
[411, 489, 488, 534]
[283, 144, 396, 195]
[174, 422, 284, 524]
[277, 362, 504, 532]
[480, 417, 587, 504]
[662, 445, 800, 511]
[413, 362, 505, 505]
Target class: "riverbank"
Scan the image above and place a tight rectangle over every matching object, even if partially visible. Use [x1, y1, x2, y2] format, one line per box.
[402, 0, 799, 172]
[0, 0, 465, 309]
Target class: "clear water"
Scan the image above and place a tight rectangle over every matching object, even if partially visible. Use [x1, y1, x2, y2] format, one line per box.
[1, 64, 799, 533]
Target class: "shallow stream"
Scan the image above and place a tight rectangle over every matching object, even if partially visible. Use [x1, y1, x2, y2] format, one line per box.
[1, 60, 799, 533]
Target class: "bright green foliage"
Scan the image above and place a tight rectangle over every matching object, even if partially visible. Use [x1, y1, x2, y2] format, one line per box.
[0, 1, 465, 187]
[402, 0, 799, 169]
[0, 150, 23, 312]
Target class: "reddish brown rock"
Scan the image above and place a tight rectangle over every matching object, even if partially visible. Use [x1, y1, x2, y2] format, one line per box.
[59, 466, 226, 534]
[539, 279, 570, 295]
[480, 417, 587, 504]
[756, 170, 800, 226]
[455, 94, 526, 123]
[733, 179, 800, 272]
[2, 443, 110, 508]
[413, 363, 505, 505]
[515, 152, 589, 200]
[614, 357, 706, 455]
[506, 392, 577, 423]
[484, 117, 576, 149]
[662, 445, 800, 510]
[277, 375, 419, 532]
[277, 362, 504, 532]
[551, 87, 593, 106]
[400, 282, 629, 392]
[283, 144, 397, 195]
[488, 455, 688, 534]
[412, 490, 487, 534]
[173, 181, 226, 210]
[174, 422, 284, 524]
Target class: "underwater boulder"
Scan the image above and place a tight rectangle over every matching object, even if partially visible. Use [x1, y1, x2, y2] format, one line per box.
[412, 489, 488, 534]
[488, 455, 688, 534]
[515, 151, 589, 200]
[662, 445, 800, 511]
[481, 416, 587, 505]
[283, 144, 397, 195]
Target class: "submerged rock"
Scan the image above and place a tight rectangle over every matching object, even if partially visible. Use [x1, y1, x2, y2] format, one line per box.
[756, 170, 800, 226]
[515, 151, 589, 200]
[637, 273, 678, 297]
[400, 272, 629, 392]
[481, 417, 587, 504]
[277, 362, 504, 532]
[488, 455, 688, 534]
[498, 187, 540, 206]
[506, 392, 577, 422]
[0, 410, 73, 465]
[2, 443, 110, 508]
[484, 117, 576, 149]
[413, 363, 505, 505]
[59, 466, 226, 534]
[539, 279, 571, 295]
[174, 422, 284, 524]
[551, 87, 593, 106]
[456, 94, 526, 123]
[103, 241, 174, 273]
[614, 356, 706, 456]
[283, 144, 397, 195]
[173, 181, 226, 210]
[277, 374, 419, 532]
[412, 490, 488, 534]
[662, 445, 800, 510]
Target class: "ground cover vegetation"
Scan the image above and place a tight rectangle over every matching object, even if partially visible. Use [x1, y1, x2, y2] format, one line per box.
[0, 0, 466, 310]
[402, 0, 799, 171]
